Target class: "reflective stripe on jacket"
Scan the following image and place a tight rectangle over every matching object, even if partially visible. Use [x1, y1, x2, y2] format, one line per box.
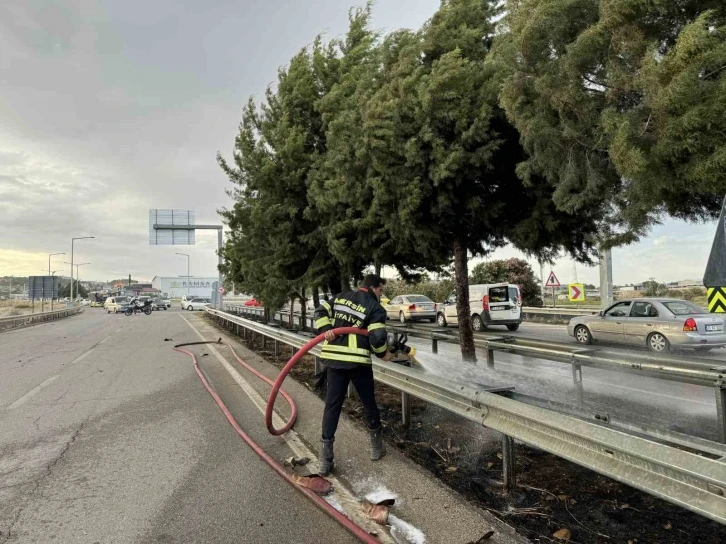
[313, 288, 388, 369]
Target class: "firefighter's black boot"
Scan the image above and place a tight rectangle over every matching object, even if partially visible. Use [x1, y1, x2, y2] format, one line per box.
[369, 427, 386, 461]
[319, 438, 335, 476]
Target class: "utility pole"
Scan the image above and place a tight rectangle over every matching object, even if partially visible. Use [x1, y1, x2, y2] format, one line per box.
[176, 253, 190, 296]
[599, 248, 614, 310]
[70, 237, 94, 302]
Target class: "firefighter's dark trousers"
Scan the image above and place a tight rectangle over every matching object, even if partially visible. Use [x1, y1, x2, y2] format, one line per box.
[322, 365, 381, 440]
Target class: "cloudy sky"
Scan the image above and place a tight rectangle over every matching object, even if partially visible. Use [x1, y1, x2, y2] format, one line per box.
[0, 0, 718, 288]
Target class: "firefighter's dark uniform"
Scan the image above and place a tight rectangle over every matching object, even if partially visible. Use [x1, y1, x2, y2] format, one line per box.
[314, 287, 388, 440]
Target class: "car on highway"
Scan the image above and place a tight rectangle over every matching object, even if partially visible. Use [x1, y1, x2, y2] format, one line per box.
[185, 298, 211, 311]
[386, 294, 437, 323]
[245, 298, 262, 307]
[151, 297, 168, 310]
[104, 296, 130, 314]
[180, 295, 192, 310]
[568, 298, 726, 353]
[437, 283, 523, 331]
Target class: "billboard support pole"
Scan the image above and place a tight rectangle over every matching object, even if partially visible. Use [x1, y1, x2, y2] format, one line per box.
[149, 209, 225, 310]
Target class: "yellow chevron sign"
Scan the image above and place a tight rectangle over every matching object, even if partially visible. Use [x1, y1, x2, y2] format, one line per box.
[707, 287, 726, 313]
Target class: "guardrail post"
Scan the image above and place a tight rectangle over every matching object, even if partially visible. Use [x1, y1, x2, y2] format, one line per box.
[401, 392, 411, 427]
[262, 335, 267, 349]
[432, 337, 438, 355]
[501, 434, 516, 490]
[315, 357, 322, 375]
[486, 347, 495, 368]
[716, 384, 726, 443]
[572, 363, 582, 385]
[274, 340, 281, 357]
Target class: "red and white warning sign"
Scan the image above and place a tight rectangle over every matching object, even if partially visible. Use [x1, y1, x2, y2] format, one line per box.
[218, 286, 226, 295]
[545, 271, 561, 288]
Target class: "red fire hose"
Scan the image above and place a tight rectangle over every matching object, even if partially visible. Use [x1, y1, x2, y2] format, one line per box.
[265, 327, 367, 435]
[174, 327, 375, 543]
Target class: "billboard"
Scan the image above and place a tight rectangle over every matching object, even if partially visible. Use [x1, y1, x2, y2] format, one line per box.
[149, 209, 195, 245]
[27, 276, 59, 299]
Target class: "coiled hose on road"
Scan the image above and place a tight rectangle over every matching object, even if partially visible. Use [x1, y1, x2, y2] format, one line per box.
[174, 327, 378, 543]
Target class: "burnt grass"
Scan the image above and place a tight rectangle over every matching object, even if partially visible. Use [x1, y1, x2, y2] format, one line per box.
[214, 318, 726, 544]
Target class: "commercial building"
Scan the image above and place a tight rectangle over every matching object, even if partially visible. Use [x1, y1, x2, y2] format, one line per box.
[151, 276, 218, 298]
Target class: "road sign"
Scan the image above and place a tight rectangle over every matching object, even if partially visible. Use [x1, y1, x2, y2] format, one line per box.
[149, 209, 196, 245]
[545, 271, 561, 288]
[568, 283, 585, 302]
[27, 276, 59, 299]
[218, 286, 226, 295]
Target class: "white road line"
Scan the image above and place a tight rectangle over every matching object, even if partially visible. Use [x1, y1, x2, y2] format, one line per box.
[98, 335, 112, 345]
[8, 375, 59, 409]
[179, 314, 394, 543]
[70, 349, 95, 365]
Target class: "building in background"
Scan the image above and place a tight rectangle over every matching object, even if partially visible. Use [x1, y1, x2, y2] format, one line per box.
[151, 276, 217, 298]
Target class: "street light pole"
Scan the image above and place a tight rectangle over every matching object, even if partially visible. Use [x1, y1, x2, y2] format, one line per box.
[48, 252, 65, 276]
[71, 237, 94, 302]
[65, 262, 90, 301]
[176, 253, 190, 296]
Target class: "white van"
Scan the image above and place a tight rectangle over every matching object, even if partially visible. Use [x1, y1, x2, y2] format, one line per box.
[436, 283, 522, 331]
[104, 296, 130, 314]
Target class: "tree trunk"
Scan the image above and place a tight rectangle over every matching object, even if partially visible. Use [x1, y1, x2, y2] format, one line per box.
[341, 275, 351, 292]
[300, 294, 307, 331]
[312, 286, 320, 309]
[375, 262, 382, 276]
[328, 276, 342, 296]
[288, 297, 294, 328]
[453, 238, 476, 362]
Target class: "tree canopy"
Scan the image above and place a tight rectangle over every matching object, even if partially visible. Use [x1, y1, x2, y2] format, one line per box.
[470, 258, 543, 306]
[218, 0, 724, 359]
[494, 0, 726, 241]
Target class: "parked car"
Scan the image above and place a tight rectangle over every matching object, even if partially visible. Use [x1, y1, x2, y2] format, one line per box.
[386, 294, 437, 323]
[105, 296, 130, 314]
[151, 297, 167, 310]
[186, 298, 211, 311]
[80, 299, 91, 306]
[162, 298, 171, 309]
[180, 295, 191, 310]
[244, 298, 262, 307]
[568, 298, 726, 353]
[436, 283, 523, 331]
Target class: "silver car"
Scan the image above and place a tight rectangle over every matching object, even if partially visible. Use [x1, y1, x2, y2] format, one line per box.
[568, 298, 726, 353]
[386, 294, 437, 323]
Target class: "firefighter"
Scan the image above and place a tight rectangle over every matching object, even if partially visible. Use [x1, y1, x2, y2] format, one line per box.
[313, 274, 393, 476]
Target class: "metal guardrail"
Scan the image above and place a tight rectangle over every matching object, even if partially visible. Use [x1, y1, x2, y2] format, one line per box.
[227, 305, 726, 441]
[522, 306, 599, 315]
[0, 306, 83, 332]
[204, 308, 726, 525]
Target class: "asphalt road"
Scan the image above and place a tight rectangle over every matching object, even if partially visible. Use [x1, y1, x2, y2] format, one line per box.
[402, 322, 723, 443]
[0, 308, 356, 544]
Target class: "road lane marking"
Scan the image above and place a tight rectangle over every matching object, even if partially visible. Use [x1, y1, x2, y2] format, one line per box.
[8, 375, 59, 409]
[98, 335, 112, 344]
[178, 314, 393, 542]
[70, 349, 95, 365]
